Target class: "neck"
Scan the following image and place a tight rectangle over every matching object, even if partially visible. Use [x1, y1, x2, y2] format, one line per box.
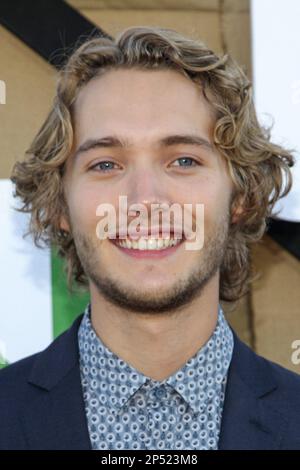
[89, 274, 220, 381]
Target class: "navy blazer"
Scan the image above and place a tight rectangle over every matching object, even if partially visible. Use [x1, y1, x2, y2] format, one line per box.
[1, 314, 300, 450]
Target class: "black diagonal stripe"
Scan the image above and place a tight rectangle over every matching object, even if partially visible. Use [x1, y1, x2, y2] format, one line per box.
[267, 218, 300, 260]
[0, 0, 111, 69]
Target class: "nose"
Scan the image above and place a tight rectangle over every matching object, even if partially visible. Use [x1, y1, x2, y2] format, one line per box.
[126, 164, 170, 213]
[113, 162, 186, 239]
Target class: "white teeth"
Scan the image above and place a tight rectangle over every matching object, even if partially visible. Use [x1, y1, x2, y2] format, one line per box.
[116, 236, 182, 250]
[138, 238, 147, 250]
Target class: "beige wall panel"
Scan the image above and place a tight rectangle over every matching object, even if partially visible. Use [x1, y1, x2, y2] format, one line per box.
[81, 9, 222, 52]
[80, 8, 251, 77]
[69, 0, 249, 12]
[223, 0, 249, 12]
[69, 1, 219, 11]
[221, 11, 252, 77]
[251, 235, 300, 373]
[0, 26, 56, 179]
[222, 292, 253, 348]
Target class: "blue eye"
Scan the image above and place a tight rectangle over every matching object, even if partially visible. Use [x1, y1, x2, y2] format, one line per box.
[173, 157, 199, 168]
[90, 161, 117, 172]
[89, 156, 200, 173]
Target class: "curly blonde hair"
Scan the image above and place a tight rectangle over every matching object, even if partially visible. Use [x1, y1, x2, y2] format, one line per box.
[11, 26, 295, 302]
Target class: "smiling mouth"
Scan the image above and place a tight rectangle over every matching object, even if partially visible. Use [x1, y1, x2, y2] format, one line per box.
[109, 234, 185, 258]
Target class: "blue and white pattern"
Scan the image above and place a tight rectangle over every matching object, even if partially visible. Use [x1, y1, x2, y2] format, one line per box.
[78, 303, 234, 450]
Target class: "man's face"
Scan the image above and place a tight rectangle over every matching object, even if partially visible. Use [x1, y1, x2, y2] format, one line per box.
[62, 68, 235, 314]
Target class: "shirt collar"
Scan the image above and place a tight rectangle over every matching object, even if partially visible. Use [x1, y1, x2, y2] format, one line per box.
[165, 306, 233, 414]
[78, 303, 233, 416]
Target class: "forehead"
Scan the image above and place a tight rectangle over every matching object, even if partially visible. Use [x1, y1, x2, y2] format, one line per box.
[72, 68, 216, 141]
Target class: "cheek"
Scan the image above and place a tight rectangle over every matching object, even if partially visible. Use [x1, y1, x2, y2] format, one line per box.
[187, 181, 230, 232]
[183, 181, 216, 213]
[68, 182, 121, 236]
[68, 185, 102, 232]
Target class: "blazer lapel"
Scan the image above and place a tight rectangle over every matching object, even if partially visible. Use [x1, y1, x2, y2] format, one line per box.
[20, 315, 91, 450]
[218, 331, 288, 450]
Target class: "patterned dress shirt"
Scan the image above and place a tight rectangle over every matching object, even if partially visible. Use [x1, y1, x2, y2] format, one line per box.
[78, 302, 234, 450]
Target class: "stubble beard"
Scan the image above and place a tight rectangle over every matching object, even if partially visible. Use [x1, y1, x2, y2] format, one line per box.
[71, 208, 230, 316]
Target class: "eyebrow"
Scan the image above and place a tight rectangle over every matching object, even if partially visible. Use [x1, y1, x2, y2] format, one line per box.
[73, 133, 214, 160]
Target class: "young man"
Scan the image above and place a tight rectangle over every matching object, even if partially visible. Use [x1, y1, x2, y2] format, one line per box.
[1, 26, 299, 450]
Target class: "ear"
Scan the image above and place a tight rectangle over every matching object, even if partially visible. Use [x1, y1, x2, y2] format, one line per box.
[231, 207, 243, 224]
[231, 194, 246, 224]
[59, 215, 70, 232]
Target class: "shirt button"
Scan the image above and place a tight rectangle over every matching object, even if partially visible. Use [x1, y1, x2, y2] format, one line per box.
[154, 386, 167, 399]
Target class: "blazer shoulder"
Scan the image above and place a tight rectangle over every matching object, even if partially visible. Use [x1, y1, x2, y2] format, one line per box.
[234, 331, 300, 414]
[0, 313, 83, 405]
[0, 314, 84, 450]
[0, 352, 39, 397]
[231, 330, 300, 407]
[263, 354, 300, 402]
[261, 353, 300, 446]
[0, 351, 43, 449]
